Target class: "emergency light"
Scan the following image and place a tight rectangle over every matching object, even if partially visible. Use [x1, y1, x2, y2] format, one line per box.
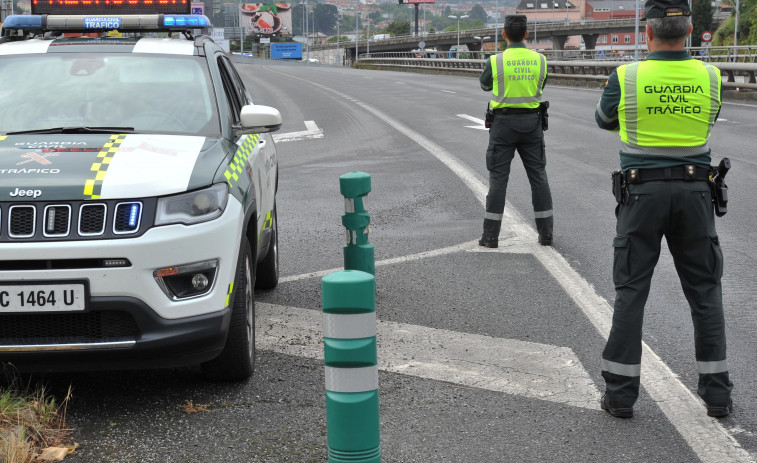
[32, 0, 191, 16]
[1, 0, 210, 35]
[1, 13, 210, 33]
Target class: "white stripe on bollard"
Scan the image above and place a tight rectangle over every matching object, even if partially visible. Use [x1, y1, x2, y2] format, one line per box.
[323, 312, 377, 339]
[325, 365, 379, 393]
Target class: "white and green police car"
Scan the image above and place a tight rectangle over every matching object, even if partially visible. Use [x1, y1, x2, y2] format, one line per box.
[0, 2, 281, 380]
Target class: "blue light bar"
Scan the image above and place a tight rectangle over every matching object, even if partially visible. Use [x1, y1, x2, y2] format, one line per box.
[2, 15, 44, 30]
[1, 13, 211, 34]
[163, 15, 210, 28]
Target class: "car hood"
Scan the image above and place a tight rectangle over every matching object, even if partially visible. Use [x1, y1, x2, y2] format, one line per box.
[0, 134, 225, 201]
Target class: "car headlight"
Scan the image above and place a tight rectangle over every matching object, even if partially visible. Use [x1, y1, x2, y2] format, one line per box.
[155, 183, 229, 226]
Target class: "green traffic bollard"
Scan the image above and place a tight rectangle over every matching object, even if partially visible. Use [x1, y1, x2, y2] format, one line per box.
[322, 270, 381, 463]
[340, 172, 374, 275]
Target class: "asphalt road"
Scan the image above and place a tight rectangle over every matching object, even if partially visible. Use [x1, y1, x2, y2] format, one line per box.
[50, 61, 757, 462]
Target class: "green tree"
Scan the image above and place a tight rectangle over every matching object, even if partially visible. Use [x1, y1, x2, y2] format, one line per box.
[469, 4, 488, 23]
[314, 3, 338, 34]
[714, 0, 756, 45]
[386, 20, 411, 36]
[692, 0, 713, 47]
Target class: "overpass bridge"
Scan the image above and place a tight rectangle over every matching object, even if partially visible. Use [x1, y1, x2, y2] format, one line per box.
[315, 19, 649, 62]
[311, 17, 729, 64]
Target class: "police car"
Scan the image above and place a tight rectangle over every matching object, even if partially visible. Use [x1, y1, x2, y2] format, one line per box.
[0, 1, 281, 380]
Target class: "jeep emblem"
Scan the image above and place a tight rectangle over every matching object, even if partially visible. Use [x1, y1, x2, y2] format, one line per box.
[9, 188, 42, 198]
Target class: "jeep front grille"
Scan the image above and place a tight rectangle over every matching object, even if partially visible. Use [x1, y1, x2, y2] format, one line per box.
[0, 199, 155, 242]
[0, 311, 139, 345]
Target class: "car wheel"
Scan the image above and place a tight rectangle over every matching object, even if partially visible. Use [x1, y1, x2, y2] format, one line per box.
[255, 204, 279, 290]
[201, 238, 255, 381]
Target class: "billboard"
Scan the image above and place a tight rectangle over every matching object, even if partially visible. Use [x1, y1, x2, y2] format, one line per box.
[240, 3, 293, 36]
[271, 42, 303, 59]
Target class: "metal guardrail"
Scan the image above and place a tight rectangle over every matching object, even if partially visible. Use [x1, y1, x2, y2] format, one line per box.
[355, 56, 757, 90]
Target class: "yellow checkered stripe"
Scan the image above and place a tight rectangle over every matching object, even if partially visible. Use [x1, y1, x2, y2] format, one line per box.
[84, 134, 126, 199]
[225, 282, 234, 307]
[258, 209, 273, 243]
[224, 134, 260, 188]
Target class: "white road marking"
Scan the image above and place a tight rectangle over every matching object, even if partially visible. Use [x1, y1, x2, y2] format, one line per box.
[458, 114, 483, 124]
[272, 120, 324, 143]
[263, 69, 754, 462]
[280, 240, 480, 283]
[441, 90, 456, 94]
[258, 303, 600, 410]
[458, 114, 487, 130]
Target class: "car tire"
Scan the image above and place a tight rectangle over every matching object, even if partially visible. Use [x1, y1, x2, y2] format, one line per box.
[201, 238, 255, 381]
[255, 204, 279, 290]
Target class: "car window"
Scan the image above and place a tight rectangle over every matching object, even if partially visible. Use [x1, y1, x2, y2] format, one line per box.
[0, 53, 221, 136]
[217, 56, 251, 126]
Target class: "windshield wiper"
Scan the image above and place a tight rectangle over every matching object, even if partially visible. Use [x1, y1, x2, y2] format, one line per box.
[6, 126, 135, 135]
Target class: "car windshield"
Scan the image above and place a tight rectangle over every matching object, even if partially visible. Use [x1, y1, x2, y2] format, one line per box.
[0, 53, 220, 136]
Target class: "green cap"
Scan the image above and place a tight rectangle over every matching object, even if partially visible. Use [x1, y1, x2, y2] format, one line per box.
[644, 0, 691, 19]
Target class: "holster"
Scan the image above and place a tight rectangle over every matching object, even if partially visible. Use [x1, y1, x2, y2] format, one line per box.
[708, 157, 731, 217]
[708, 168, 729, 217]
[611, 170, 626, 204]
[539, 101, 549, 131]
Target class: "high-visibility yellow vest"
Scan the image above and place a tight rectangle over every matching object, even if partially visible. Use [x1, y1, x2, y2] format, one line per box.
[489, 47, 547, 109]
[617, 59, 721, 156]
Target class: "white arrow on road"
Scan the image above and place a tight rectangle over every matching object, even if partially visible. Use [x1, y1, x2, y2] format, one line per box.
[272, 120, 324, 143]
[458, 113, 488, 130]
[258, 302, 600, 410]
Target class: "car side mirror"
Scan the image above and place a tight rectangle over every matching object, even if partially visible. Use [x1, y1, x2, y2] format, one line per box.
[237, 104, 282, 135]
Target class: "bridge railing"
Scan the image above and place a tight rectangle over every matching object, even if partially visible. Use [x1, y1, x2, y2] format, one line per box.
[359, 46, 757, 63]
[355, 55, 757, 90]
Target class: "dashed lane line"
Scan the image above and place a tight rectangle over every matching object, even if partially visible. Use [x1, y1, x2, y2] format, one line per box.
[264, 68, 754, 463]
[258, 303, 600, 410]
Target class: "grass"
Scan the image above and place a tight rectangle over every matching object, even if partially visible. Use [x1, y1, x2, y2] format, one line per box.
[0, 370, 74, 463]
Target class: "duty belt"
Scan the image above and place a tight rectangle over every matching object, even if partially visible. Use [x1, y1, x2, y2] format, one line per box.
[624, 165, 709, 184]
[493, 107, 540, 115]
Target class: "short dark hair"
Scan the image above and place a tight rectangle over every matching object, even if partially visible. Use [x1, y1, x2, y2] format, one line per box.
[505, 24, 527, 42]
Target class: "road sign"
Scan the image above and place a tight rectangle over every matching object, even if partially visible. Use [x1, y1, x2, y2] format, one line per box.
[701, 31, 712, 42]
[418, 41, 425, 49]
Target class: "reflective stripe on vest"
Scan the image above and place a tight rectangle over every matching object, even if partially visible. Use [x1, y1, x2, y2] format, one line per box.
[490, 49, 546, 109]
[617, 59, 720, 156]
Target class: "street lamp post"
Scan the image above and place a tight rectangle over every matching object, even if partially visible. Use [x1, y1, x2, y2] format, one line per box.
[448, 14, 469, 58]
[494, 0, 498, 52]
[355, 6, 358, 63]
[474, 35, 490, 59]
[734, 0, 740, 51]
[337, 14, 340, 65]
[305, 0, 309, 62]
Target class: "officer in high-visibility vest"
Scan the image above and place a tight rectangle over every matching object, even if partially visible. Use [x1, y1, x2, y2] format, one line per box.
[478, 15, 553, 248]
[595, 0, 732, 418]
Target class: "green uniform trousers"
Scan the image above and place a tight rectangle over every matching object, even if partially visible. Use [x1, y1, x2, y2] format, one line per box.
[483, 112, 553, 239]
[602, 179, 733, 408]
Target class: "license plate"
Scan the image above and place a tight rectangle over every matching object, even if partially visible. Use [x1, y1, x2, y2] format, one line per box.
[0, 283, 86, 312]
